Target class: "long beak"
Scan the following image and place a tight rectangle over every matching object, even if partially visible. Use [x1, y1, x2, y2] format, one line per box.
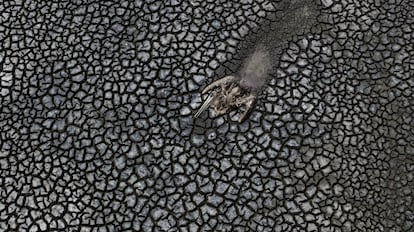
[194, 93, 215, 119]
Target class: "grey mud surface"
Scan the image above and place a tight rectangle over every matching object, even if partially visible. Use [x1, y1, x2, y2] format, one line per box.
[0, 0, 413, 231]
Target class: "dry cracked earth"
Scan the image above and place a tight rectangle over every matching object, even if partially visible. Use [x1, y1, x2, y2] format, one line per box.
[0, 0, 413, 231]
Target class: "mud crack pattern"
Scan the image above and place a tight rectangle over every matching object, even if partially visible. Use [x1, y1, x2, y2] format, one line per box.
[0, 0, 413, 231]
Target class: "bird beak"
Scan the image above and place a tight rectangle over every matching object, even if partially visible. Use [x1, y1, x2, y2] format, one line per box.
[194, 93, 215, 119]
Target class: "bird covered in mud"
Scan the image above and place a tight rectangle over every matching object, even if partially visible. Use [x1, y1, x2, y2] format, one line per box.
[194, 46, 271, 123]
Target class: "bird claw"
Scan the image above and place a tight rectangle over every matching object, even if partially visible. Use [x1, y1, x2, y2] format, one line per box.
[194, 75, 257, 123]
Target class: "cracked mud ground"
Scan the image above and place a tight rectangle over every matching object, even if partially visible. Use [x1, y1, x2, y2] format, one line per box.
[0, 0, 413, 231]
